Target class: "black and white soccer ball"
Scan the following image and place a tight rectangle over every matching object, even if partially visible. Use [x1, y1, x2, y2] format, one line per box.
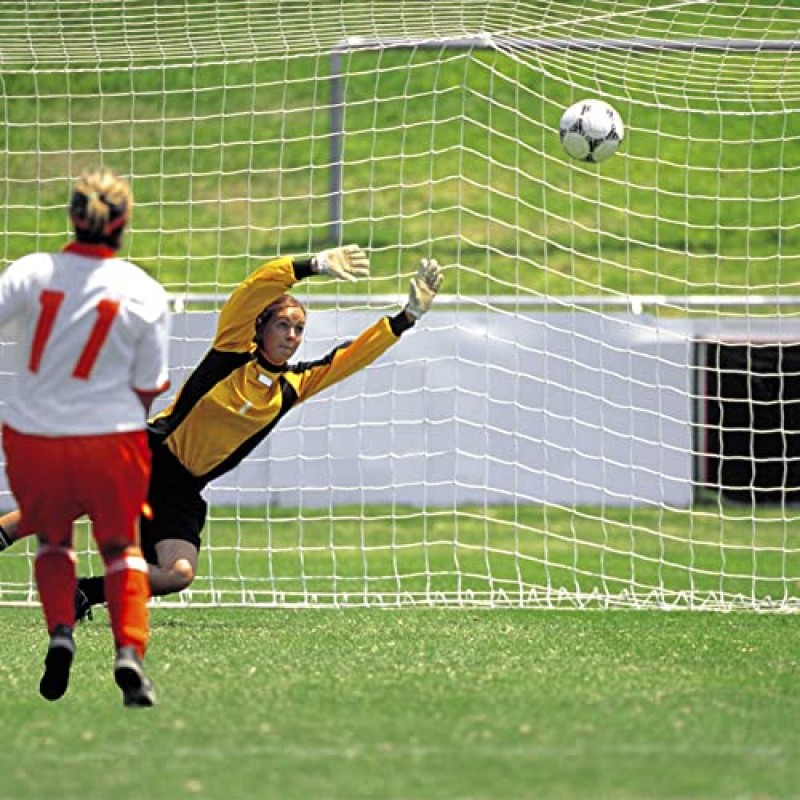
[559, 99, 624, 164]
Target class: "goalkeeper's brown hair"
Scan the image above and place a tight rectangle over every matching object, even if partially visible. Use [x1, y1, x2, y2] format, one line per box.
[69, 166, 132, 247]
[253, 294, 307, 347]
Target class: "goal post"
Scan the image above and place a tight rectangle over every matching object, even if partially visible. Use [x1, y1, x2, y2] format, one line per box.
[1, 1, 800, 611]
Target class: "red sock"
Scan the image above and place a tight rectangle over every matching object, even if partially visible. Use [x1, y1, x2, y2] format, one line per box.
[35, 545, 77, 633]
[104, 552, 150, 659]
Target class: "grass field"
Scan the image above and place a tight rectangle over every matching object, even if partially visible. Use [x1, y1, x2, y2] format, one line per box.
[1, 4, 800, 797]
[1, 606, 798, 800]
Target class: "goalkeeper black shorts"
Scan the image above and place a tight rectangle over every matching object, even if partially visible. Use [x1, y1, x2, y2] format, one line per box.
[139, 445, 208, 565]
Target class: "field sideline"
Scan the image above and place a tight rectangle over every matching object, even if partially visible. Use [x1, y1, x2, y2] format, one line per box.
[0, 606, 798, 800]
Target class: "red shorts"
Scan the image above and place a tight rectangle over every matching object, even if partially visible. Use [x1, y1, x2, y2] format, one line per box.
[2, 425, 151, 548]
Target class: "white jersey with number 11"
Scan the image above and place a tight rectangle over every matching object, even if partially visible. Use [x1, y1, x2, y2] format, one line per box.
[0, 243, 170, 436]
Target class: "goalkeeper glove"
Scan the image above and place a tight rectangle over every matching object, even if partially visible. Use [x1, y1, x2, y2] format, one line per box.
[405, 258, 444, 320]
[314, 244, 370, 282]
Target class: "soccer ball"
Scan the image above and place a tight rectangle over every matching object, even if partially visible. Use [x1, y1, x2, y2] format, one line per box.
[559, 99, 624, 164]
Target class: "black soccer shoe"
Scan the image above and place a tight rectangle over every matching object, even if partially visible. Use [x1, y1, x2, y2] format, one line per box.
[0, 523, 13, 552]
[74, 587, 93, 623]
[39, 624, 75, 702]
[114, 646, 157, 708]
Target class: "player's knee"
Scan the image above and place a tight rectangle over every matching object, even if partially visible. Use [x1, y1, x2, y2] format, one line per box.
[169, 558, 195, 591]
[98, 541, 135, 564]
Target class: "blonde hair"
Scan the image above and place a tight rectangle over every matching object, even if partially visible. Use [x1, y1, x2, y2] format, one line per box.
[69, 167, 132, 239]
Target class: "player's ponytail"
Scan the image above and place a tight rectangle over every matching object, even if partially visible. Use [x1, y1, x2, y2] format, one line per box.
[69, 167, 132, 248]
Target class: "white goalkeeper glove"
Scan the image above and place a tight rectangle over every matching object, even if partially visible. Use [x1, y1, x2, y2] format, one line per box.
[314, 244, 370, 283]
[405, 258, 444, 320]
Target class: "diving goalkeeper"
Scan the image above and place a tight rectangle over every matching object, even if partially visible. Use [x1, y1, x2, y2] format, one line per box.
[0, 247, 443, 615]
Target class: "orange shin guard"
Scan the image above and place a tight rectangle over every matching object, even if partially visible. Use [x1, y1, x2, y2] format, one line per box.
[104, 553, 150, 659]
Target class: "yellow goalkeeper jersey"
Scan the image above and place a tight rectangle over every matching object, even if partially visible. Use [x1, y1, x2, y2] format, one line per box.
[149, 255, 412, 486]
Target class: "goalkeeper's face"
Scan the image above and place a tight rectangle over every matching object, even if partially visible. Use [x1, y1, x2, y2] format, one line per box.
[258, 306, 306, 365]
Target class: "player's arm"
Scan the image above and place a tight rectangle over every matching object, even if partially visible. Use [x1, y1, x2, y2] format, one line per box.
[132, 285, 172, 413]
[293, 258, 443, 401]
[0, 256, 35, 329]
[135, 387, 168, 415]
[213, 245, 370, 352]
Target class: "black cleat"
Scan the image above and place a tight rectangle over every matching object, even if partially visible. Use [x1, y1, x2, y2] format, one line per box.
[39, 624, 75, 702]
[74, 587, 93, 623]
[114, 647, 157, 708]
[0, 523, 13, 552]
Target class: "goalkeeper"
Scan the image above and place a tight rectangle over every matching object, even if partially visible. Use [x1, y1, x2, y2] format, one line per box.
[0, 246, 443, 615]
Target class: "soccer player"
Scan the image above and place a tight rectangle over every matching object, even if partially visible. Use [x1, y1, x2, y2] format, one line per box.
[0, 167, 170, 707]
[0, 246, 442, 617]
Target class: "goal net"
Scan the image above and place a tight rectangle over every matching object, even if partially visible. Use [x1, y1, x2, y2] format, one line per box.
[1, 0, 800, 611]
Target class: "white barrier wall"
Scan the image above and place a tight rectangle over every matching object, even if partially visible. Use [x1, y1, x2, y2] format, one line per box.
[156, 308, 694, 509]
[3, 307, 791, 510]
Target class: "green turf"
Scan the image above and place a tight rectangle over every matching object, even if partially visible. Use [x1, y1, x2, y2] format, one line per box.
[0, 4, 798, 793]
[0, 606, 798, 800]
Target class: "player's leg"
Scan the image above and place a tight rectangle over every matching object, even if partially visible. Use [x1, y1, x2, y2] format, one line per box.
[83, 430, 156, 707]
[148, 538, 199, 594]
[100, 541, 156, 708]
[141, 477, 205, 596]
[76, 536, 198, 620]
[35, 537, 78, 702]
[33, 525, 79, 701]
[2, 426, 79, 701]
[77, 478, 206, 611]
[0, 507, 94, 623]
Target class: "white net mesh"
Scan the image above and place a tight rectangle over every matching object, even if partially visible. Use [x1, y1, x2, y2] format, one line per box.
[1, 1, 800, 610]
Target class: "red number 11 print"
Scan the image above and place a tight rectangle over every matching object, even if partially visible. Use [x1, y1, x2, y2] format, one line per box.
[29, 290, 120, 379]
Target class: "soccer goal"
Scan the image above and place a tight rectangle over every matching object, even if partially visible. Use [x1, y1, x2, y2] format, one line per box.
[1, 1, 800, 611]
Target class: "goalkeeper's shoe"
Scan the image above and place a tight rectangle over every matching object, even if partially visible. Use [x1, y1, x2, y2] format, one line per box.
[74, 586, 93, 623]
[39, 624, 75, 702]
[114, 647, 157, 708]
[0, 523, 13, 552]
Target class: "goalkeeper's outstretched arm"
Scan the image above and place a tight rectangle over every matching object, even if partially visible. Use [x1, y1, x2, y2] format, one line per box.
[291, 256, 444, 402]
